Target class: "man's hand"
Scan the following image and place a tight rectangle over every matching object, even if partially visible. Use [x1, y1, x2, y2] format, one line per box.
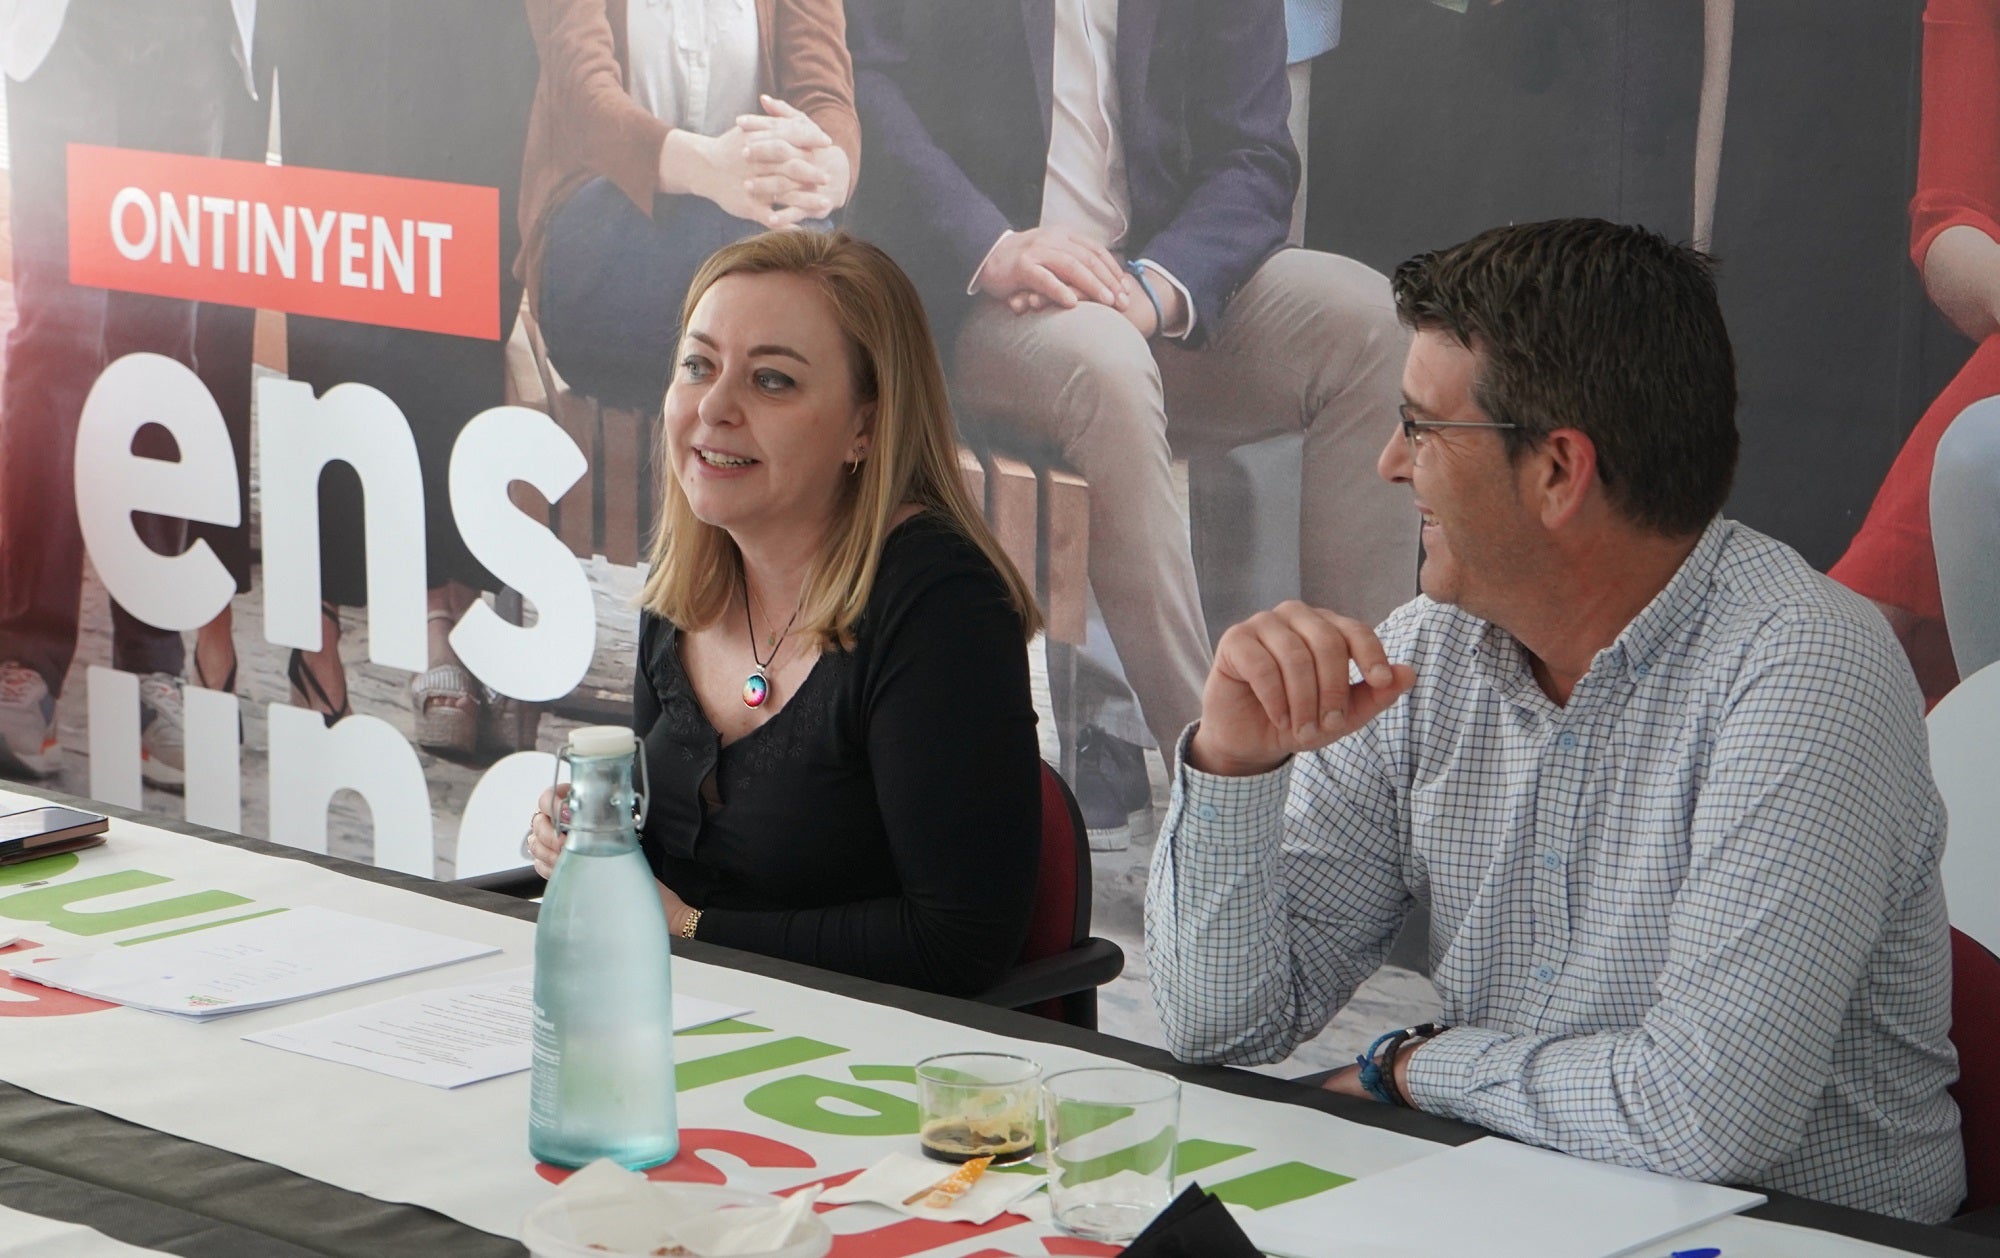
[1007, 268, 1187, 339]
[1113, 265, 1189, 339]
[1188, 602, 1415, 778]
[977, 225, 1127, 310]
[1319, 1062, 1371, 1099]
[1319, 1041, 1422, 1105]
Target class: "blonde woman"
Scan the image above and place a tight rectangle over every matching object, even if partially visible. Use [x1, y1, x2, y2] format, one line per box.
[529, 233, 1043, 996]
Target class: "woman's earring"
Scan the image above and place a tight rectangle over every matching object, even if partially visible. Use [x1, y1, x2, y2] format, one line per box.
[847, 459, 861, 477]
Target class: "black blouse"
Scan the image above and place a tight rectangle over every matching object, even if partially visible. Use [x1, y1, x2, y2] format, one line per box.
[634, 514, 1041, 995]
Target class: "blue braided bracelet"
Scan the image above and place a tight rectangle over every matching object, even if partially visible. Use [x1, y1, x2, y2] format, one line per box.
[1355, 1028, 1403, 1105]
[1123, 259, 1165, 338]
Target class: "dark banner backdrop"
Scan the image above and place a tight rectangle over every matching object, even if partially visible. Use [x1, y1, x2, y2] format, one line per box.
[0, 0, 1982, 877]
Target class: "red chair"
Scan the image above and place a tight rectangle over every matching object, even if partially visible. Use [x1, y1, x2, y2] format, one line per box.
[972, 761, 1126, 1028]
[1951, 927, 2000, 1219]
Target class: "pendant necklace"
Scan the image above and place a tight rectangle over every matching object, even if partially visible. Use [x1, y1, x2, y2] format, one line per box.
[741, 579, 804, 709]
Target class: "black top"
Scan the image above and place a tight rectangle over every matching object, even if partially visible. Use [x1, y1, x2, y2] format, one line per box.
[634, 514, 1041, 995]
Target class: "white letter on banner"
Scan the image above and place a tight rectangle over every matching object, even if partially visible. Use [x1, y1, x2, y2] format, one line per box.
[75, 353, 239, 630]
[267, 704, 432, 872]
[109, 188, 156, 260]
[337, 210, 367, 288]
[299, 206, 335, 283]
[256, 378, 425, 670]
[417, 220, 453, 298]
[455, 751, 558, 878]
[183, 685, 241, 833]
[448, 406, 593, 701]
[85, 666, 140, 809]
[200, 195, 234, 270]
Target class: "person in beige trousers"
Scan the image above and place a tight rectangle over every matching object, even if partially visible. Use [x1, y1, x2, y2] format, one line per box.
[848, 0, 1415, 843]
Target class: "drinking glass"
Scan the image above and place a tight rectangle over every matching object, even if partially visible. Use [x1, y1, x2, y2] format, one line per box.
[1042, 1066, 1180, 1242]
[913, 1052, 1041, 1165]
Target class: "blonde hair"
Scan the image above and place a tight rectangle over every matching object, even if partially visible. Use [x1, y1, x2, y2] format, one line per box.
[639, 231, 1043, 647]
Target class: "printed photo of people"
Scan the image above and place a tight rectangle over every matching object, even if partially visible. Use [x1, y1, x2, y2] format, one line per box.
[0, 0, 1991, 1062]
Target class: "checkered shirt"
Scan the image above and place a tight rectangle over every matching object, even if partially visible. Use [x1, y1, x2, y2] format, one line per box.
[1146, 519, 1965, 1222]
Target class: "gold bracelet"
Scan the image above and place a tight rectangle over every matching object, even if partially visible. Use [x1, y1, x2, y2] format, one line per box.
[679, 908, 701, 940]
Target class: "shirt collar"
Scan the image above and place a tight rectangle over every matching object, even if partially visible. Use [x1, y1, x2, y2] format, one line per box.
[1603, 516, 1732, 676]
[1466, 516, 1732, 702]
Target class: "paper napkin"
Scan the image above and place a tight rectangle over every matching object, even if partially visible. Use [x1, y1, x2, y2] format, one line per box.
[820, 1152, 1042, 1225]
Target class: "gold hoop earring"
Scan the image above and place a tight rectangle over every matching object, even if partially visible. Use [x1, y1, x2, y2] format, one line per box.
[847, 459, 861, 477]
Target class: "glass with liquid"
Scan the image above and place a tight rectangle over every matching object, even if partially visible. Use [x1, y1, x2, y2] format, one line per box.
[914, 1052, 1041, 1165]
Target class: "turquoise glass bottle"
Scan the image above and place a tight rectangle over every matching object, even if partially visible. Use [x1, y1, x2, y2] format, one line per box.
[529, 725, 680, 1169]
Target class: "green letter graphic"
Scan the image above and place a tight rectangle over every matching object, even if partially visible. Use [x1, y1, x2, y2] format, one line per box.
[0, 872, 251, 936]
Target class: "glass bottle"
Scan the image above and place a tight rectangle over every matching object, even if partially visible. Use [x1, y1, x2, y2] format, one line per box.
[529, 725, 680, 1169]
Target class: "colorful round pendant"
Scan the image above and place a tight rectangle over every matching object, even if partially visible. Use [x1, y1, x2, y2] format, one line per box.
[742, 670, 770, 708]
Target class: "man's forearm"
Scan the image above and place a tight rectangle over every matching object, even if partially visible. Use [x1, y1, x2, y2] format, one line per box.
[1144, 734, 1403, 1065]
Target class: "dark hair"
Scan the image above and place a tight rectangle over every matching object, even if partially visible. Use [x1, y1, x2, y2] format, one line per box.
[1391, 218, 1738, 537]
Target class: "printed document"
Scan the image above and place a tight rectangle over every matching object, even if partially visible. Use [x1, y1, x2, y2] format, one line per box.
[244, 965, 752, 1087]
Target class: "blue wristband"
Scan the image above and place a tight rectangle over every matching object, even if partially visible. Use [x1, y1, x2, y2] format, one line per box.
[1356, 1029, 1402, 1105]
[1357, 1022, 1442, 1106]
[1124, 260, 1165, 338]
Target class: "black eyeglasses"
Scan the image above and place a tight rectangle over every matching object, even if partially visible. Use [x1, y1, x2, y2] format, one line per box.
[1397, 402, 1519, 460]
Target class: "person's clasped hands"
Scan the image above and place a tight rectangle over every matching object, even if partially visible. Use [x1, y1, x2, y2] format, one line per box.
[674, 94, 849, 230]
[1186, 600, 1417, 779]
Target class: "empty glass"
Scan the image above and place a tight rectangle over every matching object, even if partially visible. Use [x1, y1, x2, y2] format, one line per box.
[1042, 1066, 1181, 1242]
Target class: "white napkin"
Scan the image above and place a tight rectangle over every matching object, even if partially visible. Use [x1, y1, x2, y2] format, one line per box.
[820, 1152, 1043, 1225]
[535, 1160, 823, 1257]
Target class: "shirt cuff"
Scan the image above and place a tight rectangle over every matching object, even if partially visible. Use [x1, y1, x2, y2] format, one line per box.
[1168, 722, 1292, 851]
[967, 230, 1016, 296]
[1133, 258, 1196, 339]
[1401, 1025, 1502, 1117]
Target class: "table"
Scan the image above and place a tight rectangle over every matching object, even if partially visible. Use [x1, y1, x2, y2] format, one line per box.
[0, 782, 1991, 1258]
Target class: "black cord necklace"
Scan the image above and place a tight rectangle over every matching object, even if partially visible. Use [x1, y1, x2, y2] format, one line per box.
[741, 580, 804, 709]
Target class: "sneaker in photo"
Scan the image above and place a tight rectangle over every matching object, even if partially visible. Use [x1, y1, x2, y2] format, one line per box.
[1073, 724, 1152, 851]
[0, 661, 58, 779]
[139, 672, 187, 791]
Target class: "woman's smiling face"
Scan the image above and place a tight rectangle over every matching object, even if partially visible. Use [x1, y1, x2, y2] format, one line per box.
[665, 271, 873, 545]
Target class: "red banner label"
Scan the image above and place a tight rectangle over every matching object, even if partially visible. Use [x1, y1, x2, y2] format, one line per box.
[66, 144, 500, 340]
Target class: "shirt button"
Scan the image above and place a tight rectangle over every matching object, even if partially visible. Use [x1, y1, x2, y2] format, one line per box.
[1194, 803, 1218, 822]
[1556, 731, 1578, 750]
[1634, 662, 1650, 677]
[1542, 852, 1560, 870]
[1535, 965, 1554, 981]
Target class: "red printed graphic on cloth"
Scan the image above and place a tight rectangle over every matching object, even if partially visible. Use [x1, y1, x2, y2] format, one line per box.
[67, 144, 499, 339]
[0, 940, 114, 1017]
[534, 1128, 818, 1186]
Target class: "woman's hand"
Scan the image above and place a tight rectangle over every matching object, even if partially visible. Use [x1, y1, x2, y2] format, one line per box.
[737, 96, 851, 214]
[526, 783, 571, 879]
[658, 126, 815, 228]
[658, 882, 696, 937]
[1923, 224, 2000, 344]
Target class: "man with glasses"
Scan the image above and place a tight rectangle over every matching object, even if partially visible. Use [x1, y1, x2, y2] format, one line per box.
[1145, 219, 1963, 1221]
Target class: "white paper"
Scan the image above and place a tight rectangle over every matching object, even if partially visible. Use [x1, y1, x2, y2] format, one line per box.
[242, 965, 752, 1088]
[3, 905, 499, 1018]
[1244, 1138, 1766, 1258]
